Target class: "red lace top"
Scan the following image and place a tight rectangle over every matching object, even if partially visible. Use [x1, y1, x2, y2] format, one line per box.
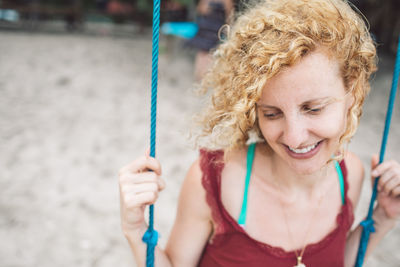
[197, 149, 354, 267]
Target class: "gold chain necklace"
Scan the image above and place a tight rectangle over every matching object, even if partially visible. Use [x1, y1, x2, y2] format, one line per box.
[276, 176, 328, 267]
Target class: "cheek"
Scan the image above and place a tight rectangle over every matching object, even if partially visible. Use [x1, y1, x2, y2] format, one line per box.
[258, 119, 282, 144]
[315, 108, 348, 139]
[258, 116, 275, 139]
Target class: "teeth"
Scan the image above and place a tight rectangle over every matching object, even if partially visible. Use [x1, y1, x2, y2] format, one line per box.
[288, 142, 318, 154]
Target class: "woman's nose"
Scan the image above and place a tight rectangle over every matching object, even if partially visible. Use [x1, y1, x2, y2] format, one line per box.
[282, 116, 309, 149]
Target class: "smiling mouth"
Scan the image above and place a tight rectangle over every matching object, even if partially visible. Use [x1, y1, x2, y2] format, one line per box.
[287, 141, 322, 154]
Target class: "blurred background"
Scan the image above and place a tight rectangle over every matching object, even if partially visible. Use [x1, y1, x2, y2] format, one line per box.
[0, 0, 399, 52]
[1, 0, 400, 266]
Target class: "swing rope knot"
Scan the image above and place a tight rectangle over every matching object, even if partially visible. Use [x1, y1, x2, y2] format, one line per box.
[143, 228, 159, 266]
[142, 228, 159, 247]
[360, 218, 375, 233]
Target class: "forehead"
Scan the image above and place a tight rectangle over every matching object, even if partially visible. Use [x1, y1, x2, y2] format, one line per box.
[260, 50, 345, 104]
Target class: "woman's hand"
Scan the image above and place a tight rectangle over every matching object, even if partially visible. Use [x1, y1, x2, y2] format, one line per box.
[118, 150, 166, 237]
[371, 155, 400, 220]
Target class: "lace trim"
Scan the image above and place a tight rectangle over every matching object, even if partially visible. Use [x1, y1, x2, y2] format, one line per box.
[200, 149, 354, 258]
[200, 149, 227, 241]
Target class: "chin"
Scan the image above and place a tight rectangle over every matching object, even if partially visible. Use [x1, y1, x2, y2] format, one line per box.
[281, 152, 331, 175]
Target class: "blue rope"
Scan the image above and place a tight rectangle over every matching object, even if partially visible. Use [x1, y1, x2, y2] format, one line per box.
[355, 36, 400, 267]
[142, 0, 161, 266]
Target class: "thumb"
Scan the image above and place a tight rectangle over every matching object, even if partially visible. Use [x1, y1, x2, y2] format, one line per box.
[371, 154, 379, 170]
[370, 154, 379, 187]
[158, 177, 166, 191]
[145, 147, 151, 158]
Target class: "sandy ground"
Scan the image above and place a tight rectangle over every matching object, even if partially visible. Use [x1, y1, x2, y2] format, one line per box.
[0, 30, 399, 267]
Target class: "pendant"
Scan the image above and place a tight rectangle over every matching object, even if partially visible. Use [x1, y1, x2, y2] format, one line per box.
[294, 256, 306, 267]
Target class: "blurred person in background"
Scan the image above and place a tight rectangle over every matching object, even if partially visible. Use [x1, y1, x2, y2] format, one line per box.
[187, 0, 233, 81]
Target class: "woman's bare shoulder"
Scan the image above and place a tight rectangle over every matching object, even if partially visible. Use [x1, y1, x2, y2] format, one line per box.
[343, 150, 365, 209]
[220, 146, 248, 221]
[165, 158, 213, 265]
[181, 159, 207, 205]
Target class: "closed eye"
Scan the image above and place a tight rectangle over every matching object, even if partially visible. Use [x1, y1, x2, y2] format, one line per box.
[263, 111, 282, 119]
[304, 106, 324, 114]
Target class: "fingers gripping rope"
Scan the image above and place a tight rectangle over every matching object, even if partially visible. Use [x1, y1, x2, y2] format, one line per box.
[143, 0, 161, 267]
[355, 36, 400, 267]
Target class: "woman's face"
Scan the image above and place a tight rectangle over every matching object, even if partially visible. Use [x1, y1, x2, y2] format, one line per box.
[257, 50, 353, 175]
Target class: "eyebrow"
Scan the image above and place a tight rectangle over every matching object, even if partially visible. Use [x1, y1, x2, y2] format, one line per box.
[257, 96, 337, 109]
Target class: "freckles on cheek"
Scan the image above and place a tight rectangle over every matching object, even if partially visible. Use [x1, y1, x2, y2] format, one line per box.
[321, 124, 343, 139]
[259, 122, 279, 142]
[317, 114, 347, 138]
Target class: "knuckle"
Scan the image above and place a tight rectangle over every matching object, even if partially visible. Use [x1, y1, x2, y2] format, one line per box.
[156, 161, 162, 172]
[121, 185, 132, 195]
[119, 174, 131, 184]
[148, 172, 157, 181]
[150, 191, 158, 201]
[142, 192, 156, 204]
[126, 201, 137, 209]
[128, 197, 141, 208]
[159, 180, 166, 191]
[384, 183, 391, 190]
[131, 195, 145, 208]
[150, 183, 158, 192]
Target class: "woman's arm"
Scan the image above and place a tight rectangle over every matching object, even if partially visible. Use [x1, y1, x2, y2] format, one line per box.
[120, 158, 212, 267]
[344, 153, 399, 267]
[164, 159, 213, 266]
[344, 205, 396, 267]
[119, 153, 172, 267]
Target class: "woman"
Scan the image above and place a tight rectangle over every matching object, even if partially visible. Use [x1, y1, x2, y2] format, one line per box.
[119, 0, 400, 266]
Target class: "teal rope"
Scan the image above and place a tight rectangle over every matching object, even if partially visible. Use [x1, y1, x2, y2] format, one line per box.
[142, 1, 161, 267]
[355, 36, 400, 267]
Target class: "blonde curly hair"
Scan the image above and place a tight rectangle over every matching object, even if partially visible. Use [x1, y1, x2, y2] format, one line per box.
[194, 0, 377, 154]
